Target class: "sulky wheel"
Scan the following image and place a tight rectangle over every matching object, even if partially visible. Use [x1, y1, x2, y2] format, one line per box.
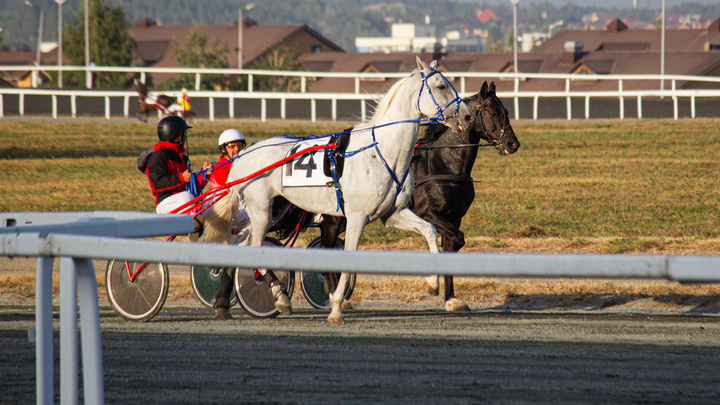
[234, 237, 295, 318]
[190, 265, 238, 308]
[299, 237, 356, 310]
[105, 259, 169, 322]
[190, 232, 246, 308]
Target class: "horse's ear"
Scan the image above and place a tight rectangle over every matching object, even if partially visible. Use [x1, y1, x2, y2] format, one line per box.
[429, 60, 438, 69]
[488, 81, 496, 95]
[416, 56, 430, 72]
[480, 81, 489, 101]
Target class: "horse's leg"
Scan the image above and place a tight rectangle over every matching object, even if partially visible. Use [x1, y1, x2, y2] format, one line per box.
[246, 196, 292, 314]
[419, 210, 470, 312]
[382, 206, 440, 253]
[328, 215, 365, 323]
[320, 215, 351, 310]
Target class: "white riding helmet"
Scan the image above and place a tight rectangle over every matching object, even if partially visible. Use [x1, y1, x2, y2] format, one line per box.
[218, 129, 246, 154]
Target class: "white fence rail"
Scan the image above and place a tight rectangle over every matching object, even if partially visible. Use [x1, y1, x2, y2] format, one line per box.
[2, 65, 720, 121]
[1, 211, 719, 404]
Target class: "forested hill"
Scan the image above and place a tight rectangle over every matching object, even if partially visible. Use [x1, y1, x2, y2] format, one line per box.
[2, 0, 719, 52]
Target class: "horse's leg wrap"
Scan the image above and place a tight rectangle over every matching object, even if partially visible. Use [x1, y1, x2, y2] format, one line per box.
[268, 271, 292, 315]
[213, 268, 234, 309]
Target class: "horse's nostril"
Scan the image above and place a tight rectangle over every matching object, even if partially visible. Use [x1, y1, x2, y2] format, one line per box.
[465, 115, 473, 122]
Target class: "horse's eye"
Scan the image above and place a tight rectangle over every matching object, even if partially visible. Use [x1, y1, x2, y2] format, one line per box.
[437, 84, 446, 90]
[490, 112, 496, 116]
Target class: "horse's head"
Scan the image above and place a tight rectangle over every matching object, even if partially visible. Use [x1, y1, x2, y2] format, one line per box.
[472, 81, 520, 155]
[133, 78, 147, 98]
[415, 57, 474, 134]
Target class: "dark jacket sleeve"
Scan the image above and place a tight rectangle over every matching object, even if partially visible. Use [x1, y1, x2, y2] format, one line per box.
[148, 150, 185, 193]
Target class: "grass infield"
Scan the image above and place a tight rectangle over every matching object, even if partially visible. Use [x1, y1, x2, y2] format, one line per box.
[1, 119, 719, 303]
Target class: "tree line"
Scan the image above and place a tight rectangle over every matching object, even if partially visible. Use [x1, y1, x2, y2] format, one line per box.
[2, 0, 718, 52]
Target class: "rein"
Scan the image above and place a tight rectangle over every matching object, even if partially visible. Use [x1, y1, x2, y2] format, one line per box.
[174, 67, 465, 216]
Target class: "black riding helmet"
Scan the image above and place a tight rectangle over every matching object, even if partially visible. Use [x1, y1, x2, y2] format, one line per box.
[157, 115, 192, 142]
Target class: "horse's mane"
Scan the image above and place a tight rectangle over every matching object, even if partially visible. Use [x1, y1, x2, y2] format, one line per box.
[367, 70, 419, 125]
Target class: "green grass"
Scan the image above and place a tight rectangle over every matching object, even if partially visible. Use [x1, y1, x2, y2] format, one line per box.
[1, 120, 718, 239]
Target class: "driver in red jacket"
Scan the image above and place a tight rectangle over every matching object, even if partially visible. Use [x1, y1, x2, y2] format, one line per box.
[146, 116, 211, 230]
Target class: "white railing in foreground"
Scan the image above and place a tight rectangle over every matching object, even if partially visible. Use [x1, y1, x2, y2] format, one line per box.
[2, 65, 720, 121]
[1, 211, 719, 404]
[0, 212, 194, 405]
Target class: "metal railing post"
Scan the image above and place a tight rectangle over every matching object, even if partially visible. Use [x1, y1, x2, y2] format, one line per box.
[514, 77, 520, 120]
[248, 74, 253, 93]
[105, 96, 111, 119]
[585, 95, 590, 119]
[229, 97, 234, 118]
[361, 100, 366, 122]
[355, 78, 360, 95]
[672, 80, 678, 120]
[36, 257, 54, 405]
[533, 96, 538, 120]
[566, 79, 571, 120]
[311, 99, 316, 122]
[461, 77, 466, 94]
[209, 97, 215, 121]
[261, 98, 266, 122]
[195, 73, 201, 91]
[332, 98, 337, 122]
[301, 76, 306, 93]
[638, 95, 643, 119]
[280, 98, 286, 120]
[59, 257, 79, 405]
[71, 95, 76, 118]
[140, 72, 146, 84]
[19, 93, 24, 117]
[75, 258, 105, 405]
[124, 95, 129, 118]
[52, 95, 57, 119]
[691, 95, 696, 118]
[0, 94, 3, 118]
[619, 80, 624, 120]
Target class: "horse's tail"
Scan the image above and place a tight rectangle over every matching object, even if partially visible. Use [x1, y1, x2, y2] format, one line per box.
[201, 189, 239, 244]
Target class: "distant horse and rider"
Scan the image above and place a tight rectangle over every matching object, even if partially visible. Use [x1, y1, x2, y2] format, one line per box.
[132, 78, 195, 122]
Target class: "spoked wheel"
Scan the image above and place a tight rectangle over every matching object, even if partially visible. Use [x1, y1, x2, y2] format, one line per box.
[300, 237, 356, 310]
[234, 237, 295, 318]
[105, 260, 169, 322]
[190, 232, 246, 308]
[190, 265, 238, 308]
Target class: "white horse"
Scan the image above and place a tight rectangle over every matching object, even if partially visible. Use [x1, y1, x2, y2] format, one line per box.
[204, 57, 474, 323]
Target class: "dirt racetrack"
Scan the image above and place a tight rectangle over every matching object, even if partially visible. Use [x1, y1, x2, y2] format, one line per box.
[2, 299, 720, 404]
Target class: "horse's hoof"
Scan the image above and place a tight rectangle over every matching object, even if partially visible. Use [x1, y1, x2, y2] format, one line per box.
[341, 301, 353, 311]
[328, 315, 345, 323]
[273, 290, 292, 315]
[423, 281, 439, 296]
[214, 307, 233, 320]
[445, 298, 470, 312]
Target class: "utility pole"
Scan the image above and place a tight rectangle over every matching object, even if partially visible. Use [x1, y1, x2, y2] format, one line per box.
[85, 0, 90, 88]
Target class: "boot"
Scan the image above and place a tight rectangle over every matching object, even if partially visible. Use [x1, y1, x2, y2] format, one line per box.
[213, 268, 234, 309]
[270, 282, 292, 315]
[189, 214, 204, 242]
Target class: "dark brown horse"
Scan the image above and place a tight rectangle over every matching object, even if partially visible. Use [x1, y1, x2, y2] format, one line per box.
[317, 81, 520, 311]
[132, 78, 194, 122]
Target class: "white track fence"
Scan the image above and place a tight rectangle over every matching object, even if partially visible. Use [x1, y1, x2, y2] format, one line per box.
[1, 211, 719, 404]
[2, 65, 720, 121]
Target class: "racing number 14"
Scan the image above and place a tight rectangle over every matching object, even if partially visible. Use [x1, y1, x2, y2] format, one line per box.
[286, 144, 318, 178]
